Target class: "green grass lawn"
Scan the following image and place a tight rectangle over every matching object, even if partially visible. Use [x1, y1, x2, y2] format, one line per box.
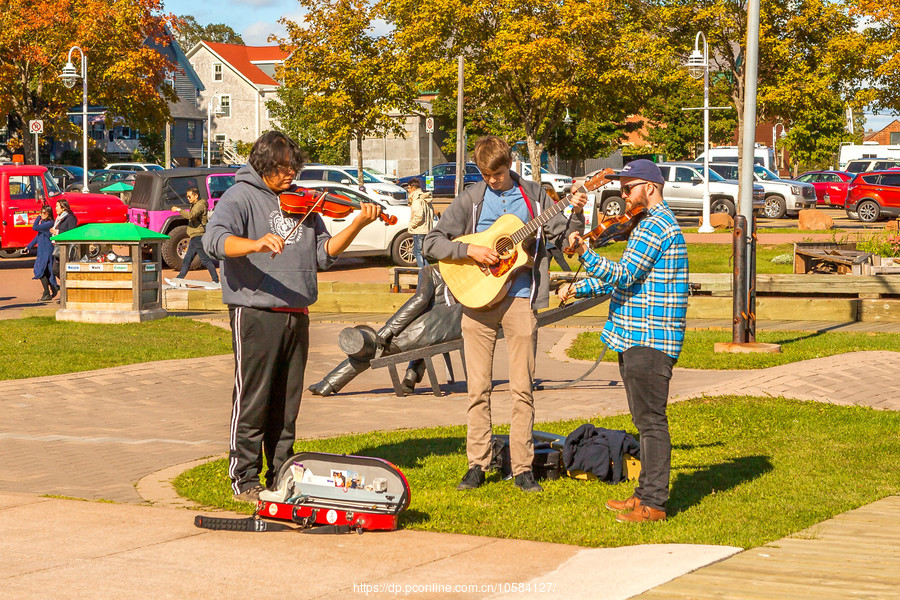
[569, 328, 900, 369]
[174, 396, 900, 549]
[0, 316, 232, 381]
[551, 243, 795, 274]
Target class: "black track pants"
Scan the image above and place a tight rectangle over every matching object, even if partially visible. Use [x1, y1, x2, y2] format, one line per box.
[228, 306, 309, 494]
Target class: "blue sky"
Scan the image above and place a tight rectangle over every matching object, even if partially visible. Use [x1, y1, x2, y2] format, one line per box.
[164, 0, 897, 132]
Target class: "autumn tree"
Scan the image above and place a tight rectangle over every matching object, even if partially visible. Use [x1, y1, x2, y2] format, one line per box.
[0, 0, 177, 163]
[275, 0, 418, 181]
[266, 85, 350, 165]
[173, 15, 244, 51]
[850, 0, 900, 117]
[384, 0, 656, 183]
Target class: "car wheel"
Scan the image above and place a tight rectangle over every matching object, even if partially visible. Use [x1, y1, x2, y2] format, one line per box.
[391, 231, 416, 267]
[161, 225, 196, 270]
[711, 198, 736, 217]
[763, 195, 787, 219]
[856, 200, 880, 223]
[601, 196, 625, 216]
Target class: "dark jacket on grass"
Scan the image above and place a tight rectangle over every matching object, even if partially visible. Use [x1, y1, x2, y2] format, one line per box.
[563, 424, 640, 483]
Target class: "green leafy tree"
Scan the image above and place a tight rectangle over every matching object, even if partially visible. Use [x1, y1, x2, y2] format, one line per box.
[173, 15, 244, 51]
[266, 85, 350, 165]
[275, 0, 418, 179]
[0, 0, 178, 163]
[851, 0, 900, 115]
[385, 0, 654, 183]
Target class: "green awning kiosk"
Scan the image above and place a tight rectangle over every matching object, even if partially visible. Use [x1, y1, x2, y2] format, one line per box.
[52, 223, 170, 323]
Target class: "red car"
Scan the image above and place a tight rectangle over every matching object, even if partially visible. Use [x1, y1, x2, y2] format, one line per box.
[845, 170, 900, 222]
[0, 164, 127, 256]
[796, 170, 854, 207]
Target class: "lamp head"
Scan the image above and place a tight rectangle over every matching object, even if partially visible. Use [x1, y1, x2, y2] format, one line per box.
[687, 50, 706, 80]
[563, 107, 573, 126]
[60, 62, 79, 88]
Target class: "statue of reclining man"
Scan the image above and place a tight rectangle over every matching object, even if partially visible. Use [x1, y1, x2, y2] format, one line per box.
[308, 264, 462, 396]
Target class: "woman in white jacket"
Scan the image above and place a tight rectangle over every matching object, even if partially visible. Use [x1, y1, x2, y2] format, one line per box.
[407, 178, 434, 267]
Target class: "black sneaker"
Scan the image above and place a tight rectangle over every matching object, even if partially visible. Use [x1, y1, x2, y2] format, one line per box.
[49, 287, 59, 300]
[514, 470, 543, 493]
[456, 466, 485, 491]
[39, 293, 51, 302]
[233, 484, 265, 503]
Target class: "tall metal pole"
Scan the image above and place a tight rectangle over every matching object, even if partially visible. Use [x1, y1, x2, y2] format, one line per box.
[736, 0, 761, 343]
[81, 52, 88, 192]
[698, 32, 713, 233]
[207, 99, 212, 168]
[455, 56, 465, 197]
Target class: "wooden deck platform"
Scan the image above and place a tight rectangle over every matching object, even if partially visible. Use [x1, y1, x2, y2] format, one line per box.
[636, 495, 900, 599]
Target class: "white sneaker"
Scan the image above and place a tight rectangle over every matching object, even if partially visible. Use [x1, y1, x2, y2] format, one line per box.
[208, 281, 222, 289]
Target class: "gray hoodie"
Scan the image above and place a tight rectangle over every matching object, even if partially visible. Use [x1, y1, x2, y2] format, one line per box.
[422, 173, 583, 310]
[203, 164, 336, 309]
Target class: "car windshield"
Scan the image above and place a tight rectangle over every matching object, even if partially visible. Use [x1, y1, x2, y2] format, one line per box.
[43, 172, 62, 196]
[146, 165, 164, 171]
[696, 167, 726, 181]
[754, 165, 781, 180]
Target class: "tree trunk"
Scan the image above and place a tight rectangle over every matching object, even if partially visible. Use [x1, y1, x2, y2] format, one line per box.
[525, 134, 543, 185]
[356, 133, 364, 185]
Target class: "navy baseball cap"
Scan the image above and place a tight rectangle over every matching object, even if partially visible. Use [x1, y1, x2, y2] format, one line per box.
[608, 159, 665, 185]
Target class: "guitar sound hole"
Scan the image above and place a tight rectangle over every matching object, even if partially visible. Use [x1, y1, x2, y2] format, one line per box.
[495, 237, 515, 259]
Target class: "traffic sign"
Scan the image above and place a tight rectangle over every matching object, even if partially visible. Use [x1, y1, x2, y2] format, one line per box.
[29, 120, 44, 134]
[425, 117, 434, 134]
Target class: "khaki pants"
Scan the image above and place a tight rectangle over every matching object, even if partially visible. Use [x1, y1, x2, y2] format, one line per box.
[461, 296, 537, 476]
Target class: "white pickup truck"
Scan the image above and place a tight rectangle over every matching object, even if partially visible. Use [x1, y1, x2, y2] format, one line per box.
[513, 163, 573, 194]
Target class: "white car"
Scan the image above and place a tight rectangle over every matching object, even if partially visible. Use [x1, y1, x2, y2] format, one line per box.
[514, 163, 573, 194]
[363, 166, 400, 184]
[292, 180, 418, 266]
[296, 165, 408, 206]
[106, 162, 164, 171]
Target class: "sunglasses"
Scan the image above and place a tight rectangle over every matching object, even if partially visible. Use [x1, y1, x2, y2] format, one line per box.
[621, 181, 650, 196]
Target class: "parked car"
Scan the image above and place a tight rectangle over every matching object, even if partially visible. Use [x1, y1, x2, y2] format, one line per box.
[106, 162, 164, 172]
[514, 163, 574, 194]
[844, 158, 900, 174]
[127, 167, 237, 269]
[65, 170, 138, 193]
[363, 166, 399, 184]
[705, 163, 816, 219]
[844, 170, 900, 223]
[42, 164, 85, 190]
[296, 165, 408, 205]
[695, 146, 776, 170]
[296, 180, 423, 267]
[593, 162, 764, 218]
[795, 171, 854, 207]
[0, 164, 126, 257]
[398, 162, 484, 196]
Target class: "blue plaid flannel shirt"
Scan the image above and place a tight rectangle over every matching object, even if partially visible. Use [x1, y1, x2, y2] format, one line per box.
[573, 202, 689, 359]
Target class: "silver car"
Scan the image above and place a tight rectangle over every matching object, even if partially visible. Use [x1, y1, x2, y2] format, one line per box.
[707, 163, 816, 219]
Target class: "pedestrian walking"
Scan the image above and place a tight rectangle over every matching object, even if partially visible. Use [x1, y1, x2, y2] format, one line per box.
[558, 159, 689, 522]
[173, 187, 219, 286]
[406, 178, 434, 268]
[26, 206, 58, 302]
[49, 198, 77, 280]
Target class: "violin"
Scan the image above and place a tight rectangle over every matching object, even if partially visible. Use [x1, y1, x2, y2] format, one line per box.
[563, 206, 648, 255]
[278, 188, 397, 225]
[270, 187, 398, 258]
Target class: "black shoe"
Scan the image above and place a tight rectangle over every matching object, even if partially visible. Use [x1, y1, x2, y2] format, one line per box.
[456, 466, 485, 491]
[49, 287, 59, 300]
[307, 381, 335, 396]
[39, 293, 51, 302]
[514, 470, 543, 493]
[233, 484, 265, 503]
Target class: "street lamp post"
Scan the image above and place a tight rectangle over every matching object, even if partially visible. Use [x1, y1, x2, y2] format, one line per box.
[59, 46, 88, 193]
[772, 122, 786, 174]
[687, 32, 714, 233]
[206, 98, 225, 167]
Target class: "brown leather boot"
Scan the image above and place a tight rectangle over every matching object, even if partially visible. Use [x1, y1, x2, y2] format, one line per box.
[615, 505, 666, 523]
[605, 495, 641, 512]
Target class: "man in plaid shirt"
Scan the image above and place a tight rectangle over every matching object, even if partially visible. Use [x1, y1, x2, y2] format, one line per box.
[559, 159, 688, 523]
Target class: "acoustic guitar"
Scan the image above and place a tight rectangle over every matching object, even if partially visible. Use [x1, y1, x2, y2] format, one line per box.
[439, 169, 615, 308]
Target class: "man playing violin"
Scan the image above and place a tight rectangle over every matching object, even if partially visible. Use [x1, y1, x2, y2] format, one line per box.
[557, 159, 688, 522]
[204, 131, 382, 503]
[424, 136, 586, 494]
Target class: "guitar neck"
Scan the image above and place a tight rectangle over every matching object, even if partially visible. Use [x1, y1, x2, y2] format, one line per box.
[511, 184, 586, 245]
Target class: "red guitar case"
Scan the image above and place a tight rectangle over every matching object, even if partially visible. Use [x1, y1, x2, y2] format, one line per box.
[254, 452, 411, 533]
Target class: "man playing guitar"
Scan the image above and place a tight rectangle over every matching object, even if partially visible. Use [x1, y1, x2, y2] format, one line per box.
[558, 159, 689, 522]
[423, 136, 585, 493]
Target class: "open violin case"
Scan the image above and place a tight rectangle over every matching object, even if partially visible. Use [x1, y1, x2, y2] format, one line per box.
[195, 452, 410, 534]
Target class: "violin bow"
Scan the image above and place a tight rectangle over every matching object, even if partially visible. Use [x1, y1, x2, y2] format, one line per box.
[270, 191, 327, 259]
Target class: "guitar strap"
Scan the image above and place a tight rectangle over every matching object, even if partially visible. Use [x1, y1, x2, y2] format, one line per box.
[519, 185, 536, 220]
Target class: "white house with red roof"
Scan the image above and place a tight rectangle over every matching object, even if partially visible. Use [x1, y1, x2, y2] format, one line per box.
[186, 41, 289, 160]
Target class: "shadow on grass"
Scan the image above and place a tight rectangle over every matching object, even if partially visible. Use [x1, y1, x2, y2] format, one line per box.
[355, 436, 466, 470]
[670, 454, 773, 515]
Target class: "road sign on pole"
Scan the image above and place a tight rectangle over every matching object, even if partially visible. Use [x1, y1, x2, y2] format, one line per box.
[29, 120, 44, 134]
[425, 116, 434, 134]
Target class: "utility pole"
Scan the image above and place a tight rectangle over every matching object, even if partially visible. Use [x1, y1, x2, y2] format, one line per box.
[455, 56, 465, 197]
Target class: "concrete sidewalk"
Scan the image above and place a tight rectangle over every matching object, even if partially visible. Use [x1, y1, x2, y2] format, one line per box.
[1, 320, 898, 598]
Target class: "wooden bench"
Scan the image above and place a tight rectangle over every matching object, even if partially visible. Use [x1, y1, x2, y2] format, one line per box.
[369, 294, 610, 397]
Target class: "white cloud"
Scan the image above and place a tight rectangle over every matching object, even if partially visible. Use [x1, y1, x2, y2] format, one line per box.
[229, 0, 280, 7]
[241, 20, 288, 45]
